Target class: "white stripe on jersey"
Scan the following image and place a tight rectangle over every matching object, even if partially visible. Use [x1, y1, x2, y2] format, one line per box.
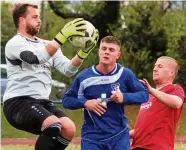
[78, 67, 124, 98]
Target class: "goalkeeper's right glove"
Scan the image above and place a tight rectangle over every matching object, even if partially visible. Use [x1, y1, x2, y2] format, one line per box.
[77, 29, 99, 59]
[54, 18, 87, 45]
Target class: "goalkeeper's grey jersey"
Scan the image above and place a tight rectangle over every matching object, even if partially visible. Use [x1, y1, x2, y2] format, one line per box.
[3, 33, 79, 102]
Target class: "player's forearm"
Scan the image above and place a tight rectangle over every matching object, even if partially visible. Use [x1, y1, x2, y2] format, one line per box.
[62, 96, 87, 110]
[45, 40, 61, 56]
[150, 88, 183, 108]
[71, 55, 84, 67]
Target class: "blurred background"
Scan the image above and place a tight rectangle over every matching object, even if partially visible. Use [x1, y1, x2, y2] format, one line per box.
[1, 0, 186, 144]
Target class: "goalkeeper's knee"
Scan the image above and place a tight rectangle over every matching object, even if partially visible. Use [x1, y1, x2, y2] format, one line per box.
[41, 122, 61, 137]
[35, 122, 61, 150]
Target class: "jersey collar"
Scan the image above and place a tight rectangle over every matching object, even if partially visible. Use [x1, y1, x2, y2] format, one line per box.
[17, 33, 39, 43]
[92, 63, 118, 75]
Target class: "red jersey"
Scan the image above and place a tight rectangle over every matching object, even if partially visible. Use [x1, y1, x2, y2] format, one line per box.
[131, 84, 185, 150]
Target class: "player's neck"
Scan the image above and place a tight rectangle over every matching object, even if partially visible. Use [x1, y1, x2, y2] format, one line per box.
[156, 82, 173, 90]
[96, 63, 116, 75]
[18, 29, 35, 40]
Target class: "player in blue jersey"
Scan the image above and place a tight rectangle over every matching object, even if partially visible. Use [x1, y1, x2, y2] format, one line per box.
[62, 36, 149, 150]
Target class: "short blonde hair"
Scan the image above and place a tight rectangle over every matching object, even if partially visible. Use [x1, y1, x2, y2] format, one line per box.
[158, 56, 179, 76]
[101, 36, 121, 47]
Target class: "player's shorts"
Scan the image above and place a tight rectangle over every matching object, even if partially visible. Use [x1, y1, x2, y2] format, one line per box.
[81, 128, 130, 150]
[3, 96, 67, 135]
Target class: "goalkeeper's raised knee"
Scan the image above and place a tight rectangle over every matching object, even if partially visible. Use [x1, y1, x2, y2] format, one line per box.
[35, 122, 61, 150]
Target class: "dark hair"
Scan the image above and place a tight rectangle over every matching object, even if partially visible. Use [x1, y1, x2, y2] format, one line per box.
[101, 36, 121, 47]
[12, 3, 38, 29]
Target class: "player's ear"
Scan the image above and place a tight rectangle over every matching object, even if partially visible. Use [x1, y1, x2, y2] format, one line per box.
[169, 69, 175, 77]
[116, 51, 121, 59]
[19, 17, 26, 26]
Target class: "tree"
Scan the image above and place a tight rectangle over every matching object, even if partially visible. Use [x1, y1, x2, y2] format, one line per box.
[114, 1, 186, 89]
[2, 1, 186, 89]
[48, 1, 120, 40]
[1, 2, 16, 64]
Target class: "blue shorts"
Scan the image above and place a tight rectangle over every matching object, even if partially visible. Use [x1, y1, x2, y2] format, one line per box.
[81, 128, 130, 150]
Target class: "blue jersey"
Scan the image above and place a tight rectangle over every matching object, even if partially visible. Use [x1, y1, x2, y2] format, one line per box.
[62, 63, 148, 141]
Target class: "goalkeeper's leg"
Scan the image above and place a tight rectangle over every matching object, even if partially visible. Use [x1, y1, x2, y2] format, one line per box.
[35, 121, 61, 150]
[35, 116, 76, 150]
[54, 117, 76, 150]
[35, 101, 76, 150]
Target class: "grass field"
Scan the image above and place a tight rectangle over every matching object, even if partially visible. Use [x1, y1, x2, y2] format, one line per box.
[1, 104, 186, 150]
[1, 144, 186, 150]
[1, 104, 186, 138]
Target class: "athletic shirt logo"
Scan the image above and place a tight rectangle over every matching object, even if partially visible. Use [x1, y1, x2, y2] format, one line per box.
[140, 101, 152, 110]
[111, 83, 120, 92]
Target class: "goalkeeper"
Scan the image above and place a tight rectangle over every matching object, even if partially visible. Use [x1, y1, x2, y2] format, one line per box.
[3, 3, 98, 150]
[62, 36, 149, 150]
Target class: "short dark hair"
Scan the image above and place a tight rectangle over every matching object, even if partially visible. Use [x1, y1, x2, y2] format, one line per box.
[101, 36, 121, 47]
[12, 3, 38, 29]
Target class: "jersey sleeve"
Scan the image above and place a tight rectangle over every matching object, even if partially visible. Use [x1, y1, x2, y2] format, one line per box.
[123, 68, 149, 104]
[5, 36, 51, 64]
[171, 84, 185, 102]
[62, 74, 87, 109]
[53, 49, 79, 77]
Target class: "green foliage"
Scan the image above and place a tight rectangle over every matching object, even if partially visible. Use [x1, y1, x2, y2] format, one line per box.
[69, 1, 104, 15]
[1, 2, 16, 64]
[119, 1, 167, 56]
[1, 1, 186, 89]
[39, 7, 67, 39]
[115, 1, 186, 87]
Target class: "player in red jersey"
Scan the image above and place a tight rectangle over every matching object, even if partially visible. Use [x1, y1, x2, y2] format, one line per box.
[130, 56, 185, 150]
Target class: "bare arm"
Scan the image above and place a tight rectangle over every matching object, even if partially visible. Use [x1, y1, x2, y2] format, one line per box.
[141, 79, 183, 109]
[45, 40, 61, 56]
[149, 88, 183, 108]
[71, 55, 83, 67]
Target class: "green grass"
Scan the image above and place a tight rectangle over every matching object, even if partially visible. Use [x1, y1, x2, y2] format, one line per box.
[1, 104, 186, 138]
[1, 144, 186, 150]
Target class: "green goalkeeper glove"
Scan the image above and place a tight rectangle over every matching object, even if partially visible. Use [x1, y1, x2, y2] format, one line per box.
[54, 18, 86, 45]
[77, 29, 99, 59]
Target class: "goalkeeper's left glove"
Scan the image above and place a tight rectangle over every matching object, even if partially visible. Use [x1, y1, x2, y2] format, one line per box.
[54, 18, 87, 45]
[77, 29, 99, 59]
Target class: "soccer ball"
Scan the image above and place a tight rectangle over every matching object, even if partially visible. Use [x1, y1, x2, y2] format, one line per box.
[68, 21, 96, 48]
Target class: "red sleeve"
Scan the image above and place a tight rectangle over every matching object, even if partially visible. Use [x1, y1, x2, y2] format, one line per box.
[171, 84, 185, 102]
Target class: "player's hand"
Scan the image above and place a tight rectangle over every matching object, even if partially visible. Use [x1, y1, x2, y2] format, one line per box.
[129, 129, 135, 139]
[54, 18, 87, 45]
[140, 78, 153, 93]
[84, 99, 106, 116]
[110, 90, 123, 103]
[77, 29, 99, 59]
